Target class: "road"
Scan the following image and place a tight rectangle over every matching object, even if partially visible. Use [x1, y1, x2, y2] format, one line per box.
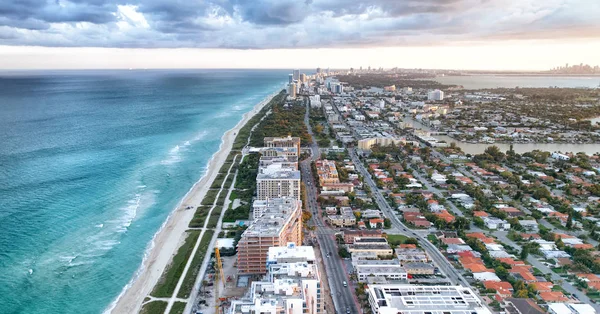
[328, 99, 473, 287]
[348, 147, 471, 288]
[493, 230, 600, 310]
[302, 101, 360, 314]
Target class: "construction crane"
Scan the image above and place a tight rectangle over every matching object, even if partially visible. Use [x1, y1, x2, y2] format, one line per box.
[214, 247, 226, 314]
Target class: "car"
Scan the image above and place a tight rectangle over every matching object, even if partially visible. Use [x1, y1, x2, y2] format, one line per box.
[346, 307, 350, 314]
[342, 281, 347, 287]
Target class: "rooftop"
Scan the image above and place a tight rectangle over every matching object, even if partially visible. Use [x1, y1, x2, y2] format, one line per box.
[367, 284, 491, 314]
[243, 198, 300, 237]
[267, 243, 316, 263]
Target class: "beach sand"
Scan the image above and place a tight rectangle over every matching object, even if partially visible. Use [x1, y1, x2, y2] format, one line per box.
[107, 92, 277, 314]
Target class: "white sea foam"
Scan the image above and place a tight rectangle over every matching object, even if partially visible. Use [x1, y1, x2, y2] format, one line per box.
[104, 89, 281, 314]
[160, 130, 209, 165]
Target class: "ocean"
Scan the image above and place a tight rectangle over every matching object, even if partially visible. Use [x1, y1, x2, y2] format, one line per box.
[0, 69, 286, 313]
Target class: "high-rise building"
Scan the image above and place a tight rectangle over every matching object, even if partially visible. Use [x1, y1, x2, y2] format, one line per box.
[256, 164, 301, 200]
[316, 67, 321, 74]
[288, 74, 293, 84]
[264, 136, 301, 156]
[292, 69, 300, 81]
[427, 89, 444, 101]
[236, 198, 303, 274]
[287, 83, 297, 98]
[229, 243, 323, 314]
[299, 73, 306, 83]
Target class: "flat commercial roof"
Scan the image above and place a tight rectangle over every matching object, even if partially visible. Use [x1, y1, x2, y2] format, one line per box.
[367, 284, 491, 314]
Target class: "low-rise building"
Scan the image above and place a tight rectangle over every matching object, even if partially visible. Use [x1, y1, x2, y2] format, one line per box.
[403, 262, 435, 275]
[483, 217, 510, 230]
[348, 237, 393, 257]
[343, 229, 383, 244]
[354, 259, 408, 281]
[366, 284, 490, 314]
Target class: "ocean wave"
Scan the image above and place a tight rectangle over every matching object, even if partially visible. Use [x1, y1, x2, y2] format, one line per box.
[160, 130, 210, 165]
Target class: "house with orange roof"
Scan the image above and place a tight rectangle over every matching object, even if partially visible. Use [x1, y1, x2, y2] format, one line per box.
[499, 207, 524, 217]
[456, 176, 473, 184]
[509, 266, 537, 283]
[496, 258, 526, 266]
[369, 218, 384, 229]
[548, 211, 568, 222]
[368, 164, 380, 170]
[464, 263, 490, 273]
[435, 210, 455, 223]
[538, 291, 569, 302]
[484, 281, 514, 298]
[530, 282, 553, 293]
[399, 244, 417, 249]
[573, 243, 595, 250]
[473, 211, 489, 217]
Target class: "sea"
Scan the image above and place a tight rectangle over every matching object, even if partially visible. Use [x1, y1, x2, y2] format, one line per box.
[0, 69, 286, 313]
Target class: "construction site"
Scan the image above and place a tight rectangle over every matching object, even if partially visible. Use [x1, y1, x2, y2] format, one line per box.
[193, 248, 248, 314]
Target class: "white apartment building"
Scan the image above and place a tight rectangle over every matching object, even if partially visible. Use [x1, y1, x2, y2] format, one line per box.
[256, 164, 301, 201]
[427, 89, 444, 101]
[229, 244, 324, 314]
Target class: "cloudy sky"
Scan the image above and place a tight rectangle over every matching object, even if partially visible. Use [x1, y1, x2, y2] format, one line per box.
[0, 0, 599, 70]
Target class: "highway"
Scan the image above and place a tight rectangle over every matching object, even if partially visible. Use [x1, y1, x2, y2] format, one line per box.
[302, 101, 359, 314]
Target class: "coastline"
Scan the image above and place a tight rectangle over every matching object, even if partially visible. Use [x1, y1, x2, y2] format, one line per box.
[107, 90, 279, 314]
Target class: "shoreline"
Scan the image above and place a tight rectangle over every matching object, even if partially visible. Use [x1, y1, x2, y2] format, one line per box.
[106, 90, 279, 314]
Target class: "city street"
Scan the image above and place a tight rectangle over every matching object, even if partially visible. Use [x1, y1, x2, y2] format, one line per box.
[302, 102, 361, 314]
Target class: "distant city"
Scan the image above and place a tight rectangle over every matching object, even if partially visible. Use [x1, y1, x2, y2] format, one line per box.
[547, 63, 600, 75]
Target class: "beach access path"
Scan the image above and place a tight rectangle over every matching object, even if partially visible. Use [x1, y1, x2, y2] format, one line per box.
[109, 92, 277, 314]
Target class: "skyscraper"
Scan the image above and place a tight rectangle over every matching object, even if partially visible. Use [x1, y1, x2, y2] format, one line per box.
[316, 67, 321, 74]
[288, 74, 293, 83]
[292, 69, 300, 81]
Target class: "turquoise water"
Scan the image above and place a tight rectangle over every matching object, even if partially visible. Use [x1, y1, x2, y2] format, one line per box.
[0, 69, 285, 313]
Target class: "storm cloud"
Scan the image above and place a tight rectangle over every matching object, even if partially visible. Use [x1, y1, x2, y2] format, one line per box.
[0, 0, 598, 48]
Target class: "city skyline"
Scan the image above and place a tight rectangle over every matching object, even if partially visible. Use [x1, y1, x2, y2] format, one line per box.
[0, 0, 599, 70]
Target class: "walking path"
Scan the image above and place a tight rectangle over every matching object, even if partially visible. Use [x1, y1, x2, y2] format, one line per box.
[163, 154, 240, 313]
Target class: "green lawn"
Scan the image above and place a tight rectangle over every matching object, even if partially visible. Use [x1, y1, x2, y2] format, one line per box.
[386, 234, 408, 246]
[151, 230, 201, 297]
[189, 206, 210, 228]
[177, 230, 215, 299]
[169, 302, 187, 314]
[201, 189, 220, 206]
[140, 301, 168, 314]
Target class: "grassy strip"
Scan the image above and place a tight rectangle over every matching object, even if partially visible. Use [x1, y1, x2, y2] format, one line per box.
[140, 301, 168, 314]
[151, 230, 201, 298]
[189, 206, 211, 228]
[201, 189, 220, 206]
[210, 173, 227, 189]
[216, 190, 228, 206]
[169, 302, 186, 314]
[219, 161, 234, 173]
[206, 210, 221, 229]
[177, 230, 215, 299]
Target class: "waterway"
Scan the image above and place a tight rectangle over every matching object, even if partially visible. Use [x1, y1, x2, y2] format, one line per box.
[402, 117, 600, 155]
[435, 75, 600, 89]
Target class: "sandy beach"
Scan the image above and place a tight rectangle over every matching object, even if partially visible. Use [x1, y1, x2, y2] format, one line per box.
[107, 91, 278, 314]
